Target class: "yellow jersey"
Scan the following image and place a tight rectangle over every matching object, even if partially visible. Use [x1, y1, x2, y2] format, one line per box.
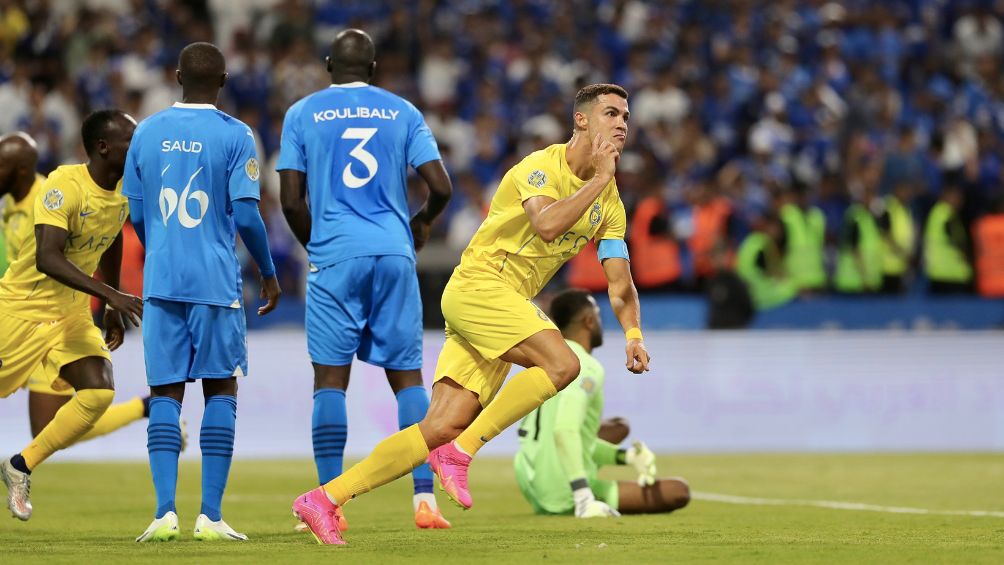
[1, 174, 44, 266]
[449, 143, 626, 298]
[0, 164, 128, 321]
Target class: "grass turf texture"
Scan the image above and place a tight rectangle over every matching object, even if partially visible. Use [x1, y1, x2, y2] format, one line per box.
[2, 454, 1002, 564]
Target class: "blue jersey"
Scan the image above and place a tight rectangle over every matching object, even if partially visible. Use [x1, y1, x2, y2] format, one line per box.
[276, 82, 441, 268]
[123, 103, 261, 307]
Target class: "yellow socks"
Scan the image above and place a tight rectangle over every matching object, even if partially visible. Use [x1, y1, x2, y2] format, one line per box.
[21, 388, 114, 470]
[323, 424, 428, 506]
[78, 396, 145, 442]
[455, 366, 556, 456]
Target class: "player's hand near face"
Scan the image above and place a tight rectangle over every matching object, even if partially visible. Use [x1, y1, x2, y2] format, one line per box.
[103, 307, 126, 350]
[106, 290, 143, 327]
[591, 133, 619, 181]
[258, 276, 281, 316]
[625, 338, 650, 374]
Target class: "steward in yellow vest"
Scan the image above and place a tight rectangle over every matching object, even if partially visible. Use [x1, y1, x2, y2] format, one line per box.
[924, 187, 972, 294]
[736, 215, 799, 310]
[835, 199, 882, 294]
[779, 187, 826, 292]
[877, 183, 915, 293]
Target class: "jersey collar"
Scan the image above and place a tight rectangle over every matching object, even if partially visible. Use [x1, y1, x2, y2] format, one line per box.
[172, 102, 217, 110]
[329, 82, 368, 88]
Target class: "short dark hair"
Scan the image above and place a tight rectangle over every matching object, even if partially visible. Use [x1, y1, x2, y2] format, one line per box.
[81, 109, 127, 154]
[178, 42, 226, 88]
[573, 83, 628, 113]
[549, 289, 595, 331]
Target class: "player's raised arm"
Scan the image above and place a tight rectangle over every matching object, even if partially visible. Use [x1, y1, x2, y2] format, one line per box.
[523, 133, 618, 243]
[35, 224, 142, 326]
[601, 256, 649, 374]
[411, 160, 453, 251]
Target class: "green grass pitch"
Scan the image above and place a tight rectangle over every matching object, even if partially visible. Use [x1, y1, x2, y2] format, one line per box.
[2, 454, 1002, 564]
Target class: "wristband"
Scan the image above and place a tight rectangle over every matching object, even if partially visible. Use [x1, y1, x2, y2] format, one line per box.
[625, 327, 643, 341]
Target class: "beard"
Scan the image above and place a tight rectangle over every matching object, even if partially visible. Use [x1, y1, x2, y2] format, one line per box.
[590, 325, 603, 349]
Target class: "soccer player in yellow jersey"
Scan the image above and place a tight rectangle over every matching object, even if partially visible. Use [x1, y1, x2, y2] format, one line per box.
[0, 133, 156, 450]
[294, 83, 651, 545]
[0, 112, 145, 521]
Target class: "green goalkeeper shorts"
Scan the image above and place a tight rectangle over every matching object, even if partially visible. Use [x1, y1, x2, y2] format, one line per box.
[514, 453, 619, 514]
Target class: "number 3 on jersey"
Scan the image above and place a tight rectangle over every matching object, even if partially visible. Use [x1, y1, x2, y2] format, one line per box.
[342, 127, 378, 189]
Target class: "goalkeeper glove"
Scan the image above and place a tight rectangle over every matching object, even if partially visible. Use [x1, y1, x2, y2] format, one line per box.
[625, 441, 656, 486]
[572, 484, 620, 518]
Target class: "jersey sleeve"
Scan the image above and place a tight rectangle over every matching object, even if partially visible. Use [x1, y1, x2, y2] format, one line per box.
[33, 177, 80, 230]
[512, 157, 560, 203]
[276, 103, 306, 173]
[121, 135, 142, 200]
[405, 108, 441, 169]
[595, 188, 627, 241]
[228, 126, 261, 202]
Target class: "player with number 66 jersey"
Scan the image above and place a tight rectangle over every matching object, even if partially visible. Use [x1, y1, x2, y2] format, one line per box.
[277, 29, 453, 532]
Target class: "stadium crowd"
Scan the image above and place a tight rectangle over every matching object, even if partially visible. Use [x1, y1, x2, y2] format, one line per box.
[2, 0, 1004, 307]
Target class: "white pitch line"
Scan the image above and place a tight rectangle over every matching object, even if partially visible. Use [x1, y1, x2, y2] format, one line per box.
[693, 491, 1004, 518]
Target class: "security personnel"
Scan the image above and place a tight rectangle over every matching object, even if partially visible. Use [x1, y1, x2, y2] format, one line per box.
[779, 186, 826, 292]
[735, 214, 799, 310]
[835, 191, 882, 294]
[877, 183, 916, 293]
[924, 186, 972, 294]
[629, 194, 681, 290]
[973, 197, 1004, 297]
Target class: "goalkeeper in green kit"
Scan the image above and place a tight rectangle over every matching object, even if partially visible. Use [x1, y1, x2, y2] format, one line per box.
[514, 289, 690, 517]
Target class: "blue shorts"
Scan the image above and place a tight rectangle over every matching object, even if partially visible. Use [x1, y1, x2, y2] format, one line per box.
[142, 297, 248, 386]
[306, 255, 422, 370]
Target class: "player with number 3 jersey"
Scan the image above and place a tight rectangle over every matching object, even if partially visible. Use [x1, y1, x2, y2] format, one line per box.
[278, 29, 453, 532]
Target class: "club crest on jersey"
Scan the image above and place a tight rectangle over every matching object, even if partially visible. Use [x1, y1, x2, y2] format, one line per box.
[589, 202, 602, 226]
[245, 157, 260, 181]
[527, 169, 547, 189]
[118, 204, 127, 223]
[43, 188, 64, 211]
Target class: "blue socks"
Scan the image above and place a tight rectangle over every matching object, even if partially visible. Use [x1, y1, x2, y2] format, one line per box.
[312, 389, 347, 484]
[311, 385, 432, 496]
[397, 386, 434, 495]
[200, 395, 237, 522]
[147, 396, 182, 519]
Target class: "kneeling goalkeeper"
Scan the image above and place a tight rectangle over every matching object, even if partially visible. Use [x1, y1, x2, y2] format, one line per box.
[515, 289, 690, 517]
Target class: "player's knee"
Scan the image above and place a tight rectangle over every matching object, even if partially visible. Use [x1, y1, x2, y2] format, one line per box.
[547, 353, 581, 391]
[420, 417, 465, 449]
[663, 479, 690, 511]
[76, 388, 115, 414]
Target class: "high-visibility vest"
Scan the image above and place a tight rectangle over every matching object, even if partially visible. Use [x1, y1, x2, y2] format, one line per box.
[735, 232, 798, 310]
[690, 197, 733, 278]
[974, 214, 1004, 297]
[924, 201, 972, 284]
[566, 240, 608, 292]
[834, 204, 883, 292]
[629, 196, 680, 288]
[881, 196, 915, 276]
[780, 203, 826, 290]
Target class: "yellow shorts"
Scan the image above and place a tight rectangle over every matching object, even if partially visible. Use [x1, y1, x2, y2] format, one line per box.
[0, 310, 110, 398]
[433, 284, 557, 406]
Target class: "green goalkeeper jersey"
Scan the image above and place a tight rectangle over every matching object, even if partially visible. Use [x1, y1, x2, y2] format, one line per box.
[516, 340, 621, 495]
